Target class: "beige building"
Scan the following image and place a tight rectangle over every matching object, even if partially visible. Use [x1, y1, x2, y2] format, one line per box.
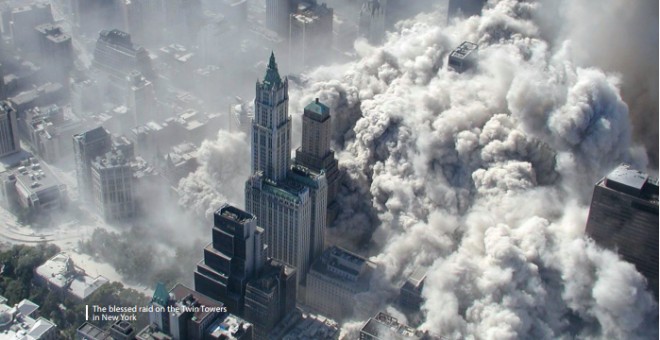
[305, 246, 375, 321]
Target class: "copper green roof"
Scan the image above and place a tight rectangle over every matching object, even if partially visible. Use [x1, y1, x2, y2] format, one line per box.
[263, 52, 282, 88]
[304, 98, 330, 120]
[152, 282, 169, 306]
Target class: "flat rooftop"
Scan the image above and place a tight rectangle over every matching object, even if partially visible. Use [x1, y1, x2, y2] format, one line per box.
[449, 41, 478, 60]
[361, 312, 424, 339]
[1, 157, 63, 197]
[602, 164, 659, 202]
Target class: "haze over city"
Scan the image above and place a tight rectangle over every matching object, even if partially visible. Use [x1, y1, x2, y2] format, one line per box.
[0, 0, 656, 339]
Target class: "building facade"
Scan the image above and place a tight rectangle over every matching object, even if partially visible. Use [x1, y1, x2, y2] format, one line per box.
[305, 246, 375, 320]
[0, 101, 19, 158]
[245, 53, 320, 292]
[194, 205, 266, 315]
[92, 29, 154, 83]
[294, 98, 340, 224]
[288, 2, 333, 70]
[585, 164, 659, 296]
[73, 127, 112, 201]
[358, 0, 386, 44]
[91, 149, 136, 221]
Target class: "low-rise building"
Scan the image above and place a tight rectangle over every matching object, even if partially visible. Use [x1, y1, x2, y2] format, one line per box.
[0, 295, 57, 340]
[359, 312, 427, 340]
[146, 283, 253, 340]
[0, 156, 67, 213]
[34, 253, 109, 302]
[268, 308, 339, 340]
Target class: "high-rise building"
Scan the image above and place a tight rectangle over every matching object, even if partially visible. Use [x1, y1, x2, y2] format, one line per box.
[194, 204, 266, 315]
[251, 52, 291, 182]
[305, 246, 375, 320]
[0, 101, 19, 158]
[288, 2, 333, 70]
[585, 164, 659, 296]
[246, 53, 329, 294]
[92, 29, 154, 83]
[243, 259, 296, 340]
[193, 204, 296, 340]
[71, 0, 123, 36]
[9, 2, 53, 53]
[91, 147, 136, 221]
[34, 23, 73, 82]
[294, 98, 340, 224]
[359, 0, 386, 44]
[73, 127, 112, 201]
[266, 0, 296, 36]
[127, 71, 157, 125]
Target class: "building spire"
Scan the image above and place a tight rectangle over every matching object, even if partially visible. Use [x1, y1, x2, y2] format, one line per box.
[264, 52, 282, 88]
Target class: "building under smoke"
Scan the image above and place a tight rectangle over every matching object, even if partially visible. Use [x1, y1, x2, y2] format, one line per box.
[8, 2, 53, 53]
[585, 164, 659, 296]
[294, 98, 341, 224]
[73, 126, 112, 202]
[359, 312, 427, 340]
[126, 70, 157, 126]
[0, 101, 19, 158]
[92, 29, 154, 84]
[359, 0, 386, 44]
[18, 105, 82, 163]
[288, 1, 333, 70]
[447, 0, 486, 23]
[90, 146, 136, 222]
[305, 246, 376, 321]
[34, 23, 73, 82]
[447, 41, 478, 73]
[398, 267, 427, 313]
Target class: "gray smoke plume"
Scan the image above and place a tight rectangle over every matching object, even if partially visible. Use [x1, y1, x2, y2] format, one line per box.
[290, 0, 657, 338]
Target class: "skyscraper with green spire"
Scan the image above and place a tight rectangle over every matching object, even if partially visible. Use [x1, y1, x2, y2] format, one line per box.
[245, 53, 328, 298]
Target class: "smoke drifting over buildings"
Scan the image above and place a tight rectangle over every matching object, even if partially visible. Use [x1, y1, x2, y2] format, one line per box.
[0, 0, 656, 338]
[283, 0, 657, 338]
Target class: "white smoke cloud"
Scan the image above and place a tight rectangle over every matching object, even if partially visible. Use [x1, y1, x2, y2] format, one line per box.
[288, 0, 657, 338]
[177, 130, 250, 220]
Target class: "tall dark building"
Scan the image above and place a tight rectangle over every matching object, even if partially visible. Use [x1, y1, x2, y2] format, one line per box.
[585, 164, 659, 296]
[194, 204, 296, 340]
[251, 52, 291, 182]
[0, 101, 19, 158]
[73, 127, 112, 201]
[295, 98, 341, 225]
[194, 204, 266, 315]
[243, 259, 296, 340]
